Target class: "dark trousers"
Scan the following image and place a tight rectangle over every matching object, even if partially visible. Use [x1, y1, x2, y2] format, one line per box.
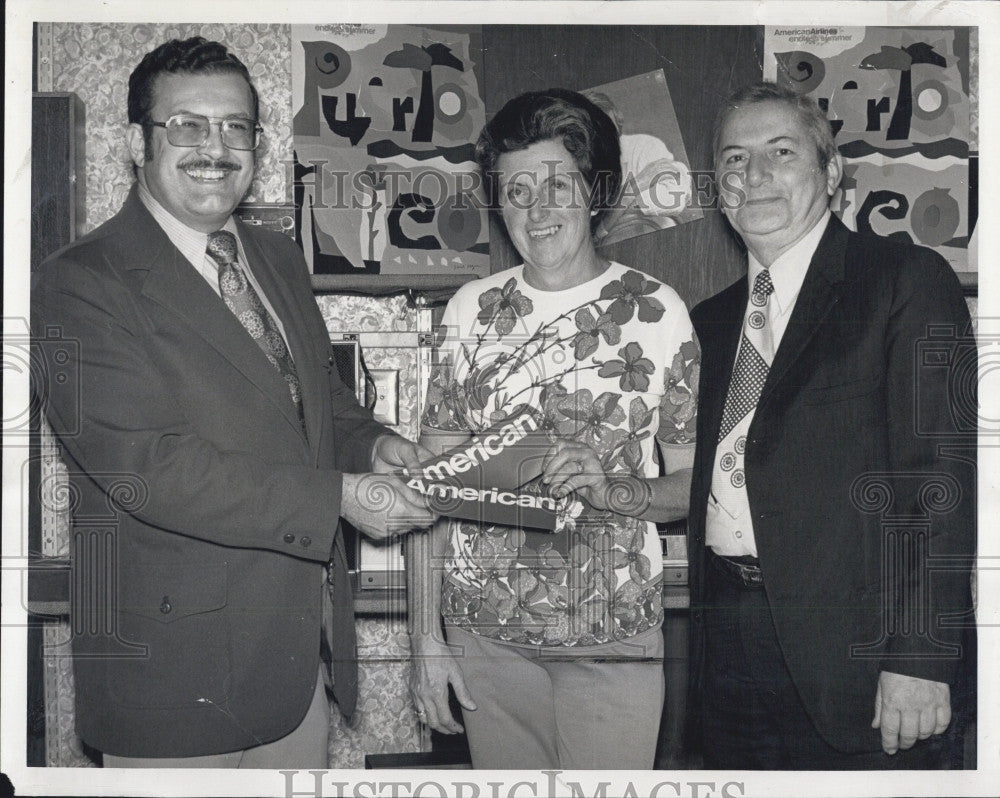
[700, 553, 944, 770]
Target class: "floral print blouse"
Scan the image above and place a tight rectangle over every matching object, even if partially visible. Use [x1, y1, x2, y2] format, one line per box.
[421, 262, 699, 646]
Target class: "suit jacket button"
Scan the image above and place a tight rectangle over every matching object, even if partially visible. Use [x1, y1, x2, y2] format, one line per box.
[160, 597, 172, 614]
[284, 533, 295, 544]
[301, 536, 312, 547]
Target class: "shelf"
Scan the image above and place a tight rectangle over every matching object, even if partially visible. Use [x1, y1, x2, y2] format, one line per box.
[311, 273, 479, 296]
[354, 590, 407, 616]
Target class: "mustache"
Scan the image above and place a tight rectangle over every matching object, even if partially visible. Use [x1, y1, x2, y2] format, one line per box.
[179, 159, 242, 172]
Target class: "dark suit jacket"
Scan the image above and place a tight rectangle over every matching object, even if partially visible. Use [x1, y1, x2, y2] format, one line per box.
[32, 187, 388, 758]
[688, 216, 976, 753]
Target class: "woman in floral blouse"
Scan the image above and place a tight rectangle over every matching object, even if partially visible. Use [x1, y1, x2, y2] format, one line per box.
[408, 89, 699, 769]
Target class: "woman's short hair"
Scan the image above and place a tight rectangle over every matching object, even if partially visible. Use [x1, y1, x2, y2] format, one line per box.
[712, 82, 838, 169]
[474, 88, 622, 232]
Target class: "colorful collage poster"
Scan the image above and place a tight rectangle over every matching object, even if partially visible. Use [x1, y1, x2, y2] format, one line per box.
[764, 27, 973, 274]
[291, 24, 490, 276]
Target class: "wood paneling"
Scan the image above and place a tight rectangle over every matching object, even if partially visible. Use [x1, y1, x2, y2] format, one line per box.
[31, 93, 85, 270]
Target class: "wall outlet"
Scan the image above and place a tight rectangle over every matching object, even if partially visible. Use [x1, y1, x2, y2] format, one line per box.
[370, 369, 400, 426]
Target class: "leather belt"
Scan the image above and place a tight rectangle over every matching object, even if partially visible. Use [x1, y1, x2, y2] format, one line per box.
[709, 550, 764, 589]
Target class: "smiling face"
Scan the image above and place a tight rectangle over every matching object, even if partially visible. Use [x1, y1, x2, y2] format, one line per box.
[127, 71, 256, 233]
[496, 138, 604, 290]
[716, 100, 841, 265]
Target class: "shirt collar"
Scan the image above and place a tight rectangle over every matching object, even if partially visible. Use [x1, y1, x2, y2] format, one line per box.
[136, 177, 242, 268]
[747, 210, 830, 316]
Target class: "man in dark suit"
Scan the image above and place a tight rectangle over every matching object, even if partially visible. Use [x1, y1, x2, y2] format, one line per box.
[32, 37, 434, 768]
[688, 82, 975, 769]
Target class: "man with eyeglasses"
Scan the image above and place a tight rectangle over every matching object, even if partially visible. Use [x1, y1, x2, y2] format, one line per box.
[32, 36, 435, 768]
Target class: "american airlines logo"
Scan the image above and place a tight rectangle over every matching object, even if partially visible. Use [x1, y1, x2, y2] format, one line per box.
[406, 413, 563, 526]
[405, 479, 561, 512]
[417, 413, 540, 481]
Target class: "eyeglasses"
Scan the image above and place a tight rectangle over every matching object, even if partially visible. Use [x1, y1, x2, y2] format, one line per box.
[148, 114, 263, 151]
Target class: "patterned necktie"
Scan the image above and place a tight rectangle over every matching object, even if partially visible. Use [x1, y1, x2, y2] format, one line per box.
[718, 269, 775, 442]
[712, 269, 774, 515]
[206, 231, 305, 427]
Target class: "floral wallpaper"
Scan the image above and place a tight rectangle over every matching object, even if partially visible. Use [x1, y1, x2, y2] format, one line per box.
[39, 419, 96, 767]
[48, 23, 292, 231]
[329, 619, 427, 768]
[969, 27, 978, 152]
[316, 294, 419, 334]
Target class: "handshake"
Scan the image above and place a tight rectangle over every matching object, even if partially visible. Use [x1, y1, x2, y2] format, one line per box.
[339, 434, 438, 541]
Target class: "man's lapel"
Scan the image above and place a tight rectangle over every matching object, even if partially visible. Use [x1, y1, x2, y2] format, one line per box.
[701, 281, 747, 446]
[121, 189, 308, 443]
[759, 216, 849, 405]
[237, 220, 327, 460]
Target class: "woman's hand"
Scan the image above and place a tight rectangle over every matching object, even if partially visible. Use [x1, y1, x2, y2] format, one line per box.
[542, 439, 653, 517]
[541, 439, 612, 510]
[408, 634, 476, 735]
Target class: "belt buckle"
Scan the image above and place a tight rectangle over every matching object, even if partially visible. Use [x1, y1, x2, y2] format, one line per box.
[712, 551, 763, 588]
[734, 560, 763, 587]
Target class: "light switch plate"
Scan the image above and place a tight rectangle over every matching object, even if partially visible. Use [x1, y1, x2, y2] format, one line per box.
[370, 369, 400, 426]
